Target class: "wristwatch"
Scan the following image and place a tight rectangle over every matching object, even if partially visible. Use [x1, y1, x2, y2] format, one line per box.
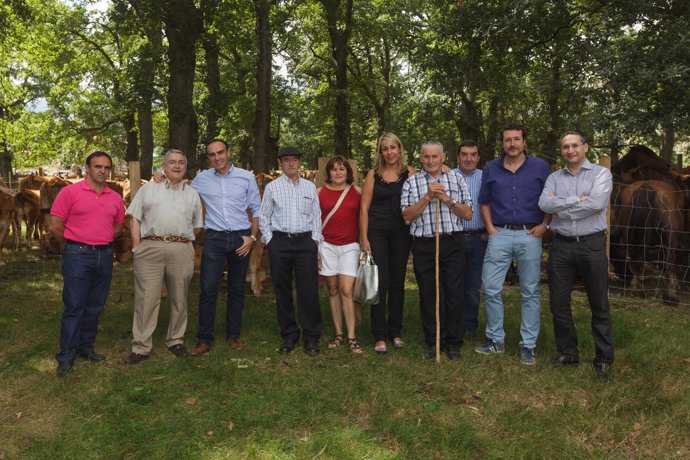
[450, 199, 457, 208]
[250, 235, 257, 242]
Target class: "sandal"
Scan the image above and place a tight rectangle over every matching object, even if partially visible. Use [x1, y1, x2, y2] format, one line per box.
[374, 340, 387, 354]
[392, 337, 405, 348]
[348, 338, 363, 354]
[328, 335, 344, 349]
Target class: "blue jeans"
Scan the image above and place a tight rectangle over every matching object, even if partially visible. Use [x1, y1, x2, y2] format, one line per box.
[463, 234, 487, 333]
[56, 244, 114, 363]
[197, 229, 250, 344]
[482, 228, 542, 349]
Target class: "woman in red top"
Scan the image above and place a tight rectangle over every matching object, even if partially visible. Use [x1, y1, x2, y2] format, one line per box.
[318, 156, 362, 353]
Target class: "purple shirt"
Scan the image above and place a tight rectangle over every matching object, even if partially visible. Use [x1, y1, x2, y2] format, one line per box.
[478, 152, 551, 226]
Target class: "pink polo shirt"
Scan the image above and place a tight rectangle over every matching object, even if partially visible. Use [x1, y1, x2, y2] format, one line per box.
[51, 180, 126, 245]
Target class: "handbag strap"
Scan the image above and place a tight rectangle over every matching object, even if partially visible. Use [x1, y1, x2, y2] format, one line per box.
[321, 184, 351, 230]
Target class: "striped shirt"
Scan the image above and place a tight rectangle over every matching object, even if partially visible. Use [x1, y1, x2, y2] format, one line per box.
[259, 174, 323, 244]
[401, 170, 473, 237]
[455, 167, 485, 231]
[538, 159, 612, 237]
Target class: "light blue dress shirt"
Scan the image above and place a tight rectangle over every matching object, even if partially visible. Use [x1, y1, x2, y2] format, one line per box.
[538, 159, 612, 237]
[190, 164, 261, 231]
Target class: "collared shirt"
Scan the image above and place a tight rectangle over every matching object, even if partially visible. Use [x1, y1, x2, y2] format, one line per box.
[401, 169, 472, 237]
[50, 180, 126, 245]
[538, 159, 612, 237]
[478, 152, 551, 225]
[455, 167, 485, 231]
[190, 164, 261, 231]
[126, 179, 204, 240]
[259, 174, 323, 244]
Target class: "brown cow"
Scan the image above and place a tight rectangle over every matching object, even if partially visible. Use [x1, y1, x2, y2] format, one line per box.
[0, 180, 18, 265]
[17, 174, 53, 192]
[39, 176, 72, 212]
[610, 180, 685, 303]
[14, 189, 42, 249]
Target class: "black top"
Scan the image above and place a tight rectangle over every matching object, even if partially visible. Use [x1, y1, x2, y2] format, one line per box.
[368, 170, 410, 232]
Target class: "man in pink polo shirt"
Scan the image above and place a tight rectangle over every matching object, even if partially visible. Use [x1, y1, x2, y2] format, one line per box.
[48, 151, 125, 377]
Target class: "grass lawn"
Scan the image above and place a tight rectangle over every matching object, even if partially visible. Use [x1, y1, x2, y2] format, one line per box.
[1, 250, 689, 459]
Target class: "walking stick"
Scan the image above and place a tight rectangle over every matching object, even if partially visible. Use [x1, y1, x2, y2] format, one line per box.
[435, 196, 441, 363]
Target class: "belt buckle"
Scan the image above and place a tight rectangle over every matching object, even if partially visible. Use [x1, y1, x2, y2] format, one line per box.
[163, 236, 172, 243]
[287, 232, 296, 238]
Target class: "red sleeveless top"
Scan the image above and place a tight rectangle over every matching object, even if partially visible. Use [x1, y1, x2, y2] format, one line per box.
[319, 186, 361, 245]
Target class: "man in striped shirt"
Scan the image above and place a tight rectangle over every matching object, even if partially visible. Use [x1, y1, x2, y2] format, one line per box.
[401, 141, 473, 360]
[454, 140, 487, 342]
[259, 147, 323, 356]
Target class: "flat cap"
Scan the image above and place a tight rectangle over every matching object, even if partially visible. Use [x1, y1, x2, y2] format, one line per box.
[277, 146, 302, 158]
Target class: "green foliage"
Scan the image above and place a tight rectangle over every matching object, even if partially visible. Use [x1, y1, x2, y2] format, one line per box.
[2, 0, 689, 173]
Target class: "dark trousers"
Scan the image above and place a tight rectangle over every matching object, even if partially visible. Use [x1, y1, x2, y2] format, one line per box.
[197, 229, 250, 344]
[368, 227, 411, 341]
[463, 234, 487, 333]
[56, 244, 114, 363]
[412, 233, 465, 349]
[268, 233, 322, 343]
[547, 233, 614, 364]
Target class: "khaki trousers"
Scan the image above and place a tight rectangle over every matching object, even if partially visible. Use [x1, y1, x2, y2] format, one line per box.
[132, 239, 195, 354]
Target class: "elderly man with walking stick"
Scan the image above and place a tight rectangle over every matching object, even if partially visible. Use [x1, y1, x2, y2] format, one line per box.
[401, 141, 473, 361]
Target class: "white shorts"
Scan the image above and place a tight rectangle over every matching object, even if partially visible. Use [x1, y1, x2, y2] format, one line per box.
[319, 241, 360, 277]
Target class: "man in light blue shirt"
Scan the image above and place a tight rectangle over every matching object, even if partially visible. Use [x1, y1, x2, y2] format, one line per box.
[260, 147, 323, 356]
[189, 138, 262, 356]
[539, 130, 613, 380]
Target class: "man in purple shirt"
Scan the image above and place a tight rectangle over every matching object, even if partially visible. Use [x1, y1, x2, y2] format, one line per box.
[475, 124, 551, 365]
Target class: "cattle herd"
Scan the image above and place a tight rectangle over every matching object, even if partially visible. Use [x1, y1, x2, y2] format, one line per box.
[2, 147, 690, 304]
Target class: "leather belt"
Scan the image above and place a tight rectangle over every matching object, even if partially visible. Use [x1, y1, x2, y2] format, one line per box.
[414, 232, 461, 242]
[555, 231, 605, 243]
[498, 224, 537, 230]
[273, 231, 311, 239]
[462, 228, 486, 236]
[207, 229, 248, 234]
[65, 239, 112, 250]
[144, 235, 191, 243]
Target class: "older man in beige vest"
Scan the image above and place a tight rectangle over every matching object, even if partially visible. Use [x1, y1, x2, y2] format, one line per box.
[125, 149, 204, 364]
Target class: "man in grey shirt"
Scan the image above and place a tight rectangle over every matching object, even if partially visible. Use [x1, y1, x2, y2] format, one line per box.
[538, 130, 614, 381]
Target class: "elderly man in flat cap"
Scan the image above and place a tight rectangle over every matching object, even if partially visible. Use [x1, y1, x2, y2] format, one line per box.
[259, 147, 323, 356]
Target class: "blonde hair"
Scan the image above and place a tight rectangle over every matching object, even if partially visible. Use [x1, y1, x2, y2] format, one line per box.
[374, 132, 407, 175]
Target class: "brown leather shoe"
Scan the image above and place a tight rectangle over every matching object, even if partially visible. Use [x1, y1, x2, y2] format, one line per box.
[227, 338, 245, 350]
[189, 343, 211, 356]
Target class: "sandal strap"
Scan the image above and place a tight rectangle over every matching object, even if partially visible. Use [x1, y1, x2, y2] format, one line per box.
[328, 335, 344, 348]
[348, 338, 362, 353]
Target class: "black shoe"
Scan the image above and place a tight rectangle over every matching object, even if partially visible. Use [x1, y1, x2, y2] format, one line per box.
[278, 340, 297, 355]
[594, 362, 611, 381]
[168, 344, 188, 357]
[125, 353, 149, 365]
[56, 360, 74, 377]
[78, 350, 106, 362]
[549, 354, 580, 367]
[423, 346, 436, 360]
[304, 342, 320, 356]
[447, 348, 462, 361]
